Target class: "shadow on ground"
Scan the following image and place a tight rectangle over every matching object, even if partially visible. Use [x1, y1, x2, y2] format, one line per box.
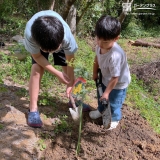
[0, 83, 73, 159]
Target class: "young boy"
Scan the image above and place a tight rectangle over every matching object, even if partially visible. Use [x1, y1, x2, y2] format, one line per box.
[24, 10, 78, 128]
[89, 15, 131, 130]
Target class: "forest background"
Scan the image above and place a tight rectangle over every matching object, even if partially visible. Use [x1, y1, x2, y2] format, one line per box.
[0, 0, 160, 38]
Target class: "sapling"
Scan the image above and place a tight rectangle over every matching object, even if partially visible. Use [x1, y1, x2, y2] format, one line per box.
[74, 84, 87, 156]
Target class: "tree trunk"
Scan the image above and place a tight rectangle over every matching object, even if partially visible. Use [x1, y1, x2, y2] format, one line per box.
[118, 0, 133, 24]
[49, 0, 55, 10]
[66, 5, 76, 36]
[36, 0, 40, 11]
[61, 0, 77, 20]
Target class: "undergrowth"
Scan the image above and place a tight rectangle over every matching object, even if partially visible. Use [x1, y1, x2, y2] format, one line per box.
[126, 75, 160, 134]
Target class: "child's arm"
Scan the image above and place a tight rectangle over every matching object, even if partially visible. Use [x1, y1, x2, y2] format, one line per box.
[100, 77, 119, 101]
[65, 54, 75, 97]
[31, 53, 69, 84]
[93, 56, 99, 81]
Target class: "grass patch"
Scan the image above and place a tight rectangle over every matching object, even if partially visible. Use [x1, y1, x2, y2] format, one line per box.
[118, 38, 160, 66]
[74, 37, 95, 86]
[0, 124, 4, 130]
[54, 115, 72, 134]
[126, 75, 160, 134]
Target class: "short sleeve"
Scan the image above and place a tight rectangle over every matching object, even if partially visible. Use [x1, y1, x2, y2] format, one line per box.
[24, 26, 40, 54]
[109, 52, 122, 77]
[62, 32, 78, 55]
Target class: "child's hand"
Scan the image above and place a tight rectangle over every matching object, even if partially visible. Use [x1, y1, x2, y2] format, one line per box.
[100, 92, 109, 101]
[66, 85, 72, 98]
[57, 71, 70, 84]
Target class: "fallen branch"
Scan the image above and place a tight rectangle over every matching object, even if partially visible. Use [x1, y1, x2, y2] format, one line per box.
[128, 40, 160, 49]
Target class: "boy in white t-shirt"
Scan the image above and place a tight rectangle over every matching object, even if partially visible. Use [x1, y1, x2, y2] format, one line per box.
[89, 15, 131, 130]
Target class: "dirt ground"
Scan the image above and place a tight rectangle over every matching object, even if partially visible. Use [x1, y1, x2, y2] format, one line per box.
[0, 39, 160, 160]
[0, 83, 160, 160]
[131, 61, 160, 96]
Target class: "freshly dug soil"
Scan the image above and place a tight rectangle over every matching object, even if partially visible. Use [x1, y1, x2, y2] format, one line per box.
[0, 83, 160, 160]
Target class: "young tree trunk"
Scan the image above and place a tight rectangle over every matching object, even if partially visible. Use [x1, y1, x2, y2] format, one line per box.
[66, 5, 76, 36]
[61, 0, 77, 20]
[36, 0, 40, 11]
[118, 0, 134, 24]
[49, 0, 55, 10]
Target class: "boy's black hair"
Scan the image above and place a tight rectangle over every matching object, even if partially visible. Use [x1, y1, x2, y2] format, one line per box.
[95, 15, 121, 40]
[31, 16, 64, 52]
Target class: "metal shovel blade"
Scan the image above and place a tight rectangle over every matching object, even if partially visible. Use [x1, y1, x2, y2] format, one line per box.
[102, 102, 111, 129]
[69, 77, 86, 121]
[69, 107, 80, 121]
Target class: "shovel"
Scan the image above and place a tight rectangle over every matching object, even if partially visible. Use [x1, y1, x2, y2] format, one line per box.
[96, 69, 111, 128]
[69, 77, 86, 121]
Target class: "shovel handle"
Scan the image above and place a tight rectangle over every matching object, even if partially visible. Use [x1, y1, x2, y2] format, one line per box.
[69, 94, 77, 109]
[95, 79, 108, 106]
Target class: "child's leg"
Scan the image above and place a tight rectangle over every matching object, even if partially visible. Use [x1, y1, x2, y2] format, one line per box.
[29, 50, 49, 112]
[29, 64, 44, 112]
[109, 88, 127, 121]
[28, 50, 49, 127]
[89, 83, 106, 119]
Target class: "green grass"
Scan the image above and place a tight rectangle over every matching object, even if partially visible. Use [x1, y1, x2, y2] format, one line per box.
[0, 16, 26, 36]
[118, 38, 160, 65]
[74, 37, 95, 85]
[54, 115, 72, 134]
[37, 139, 46, 151]
[121, 20, 160, 39]
[0, 124, 4, 130]
[126, 75, 160, 134]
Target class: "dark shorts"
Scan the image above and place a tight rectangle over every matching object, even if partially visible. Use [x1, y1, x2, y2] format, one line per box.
[32, 49, 67, 66]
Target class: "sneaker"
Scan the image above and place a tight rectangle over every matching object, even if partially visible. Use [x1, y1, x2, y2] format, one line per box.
[89, 110, 102, 119]
[68, 100, 91, 112]
[107, 121, 119, 130]
[27, 111, 43, 128]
